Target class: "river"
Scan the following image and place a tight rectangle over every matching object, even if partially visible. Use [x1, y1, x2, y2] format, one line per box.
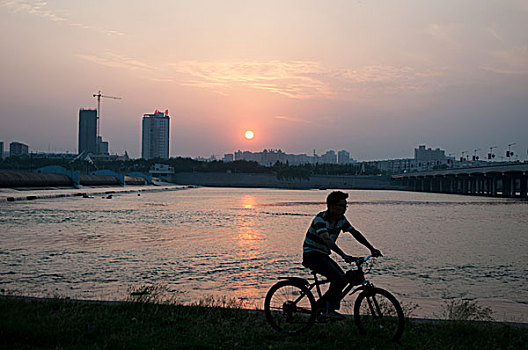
[1, 187, 526, 322]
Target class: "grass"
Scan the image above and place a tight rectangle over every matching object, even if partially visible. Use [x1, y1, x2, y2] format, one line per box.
[0, 294, 526, 349]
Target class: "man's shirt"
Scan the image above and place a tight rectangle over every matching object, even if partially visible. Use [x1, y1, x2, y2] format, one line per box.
[303, 210, 354, 255]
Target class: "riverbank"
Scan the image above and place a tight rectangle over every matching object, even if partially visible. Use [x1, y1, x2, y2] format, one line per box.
[1, 296, 526, 349]
[0, 183, 192, 202]
[168, 172, 408, 190]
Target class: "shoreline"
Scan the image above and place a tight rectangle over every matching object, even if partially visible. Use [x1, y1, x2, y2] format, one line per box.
[1, 294, 527, 329]
[0, 183, 193, 203]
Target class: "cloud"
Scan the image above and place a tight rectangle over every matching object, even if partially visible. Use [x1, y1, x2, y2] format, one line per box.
[78, 52, 156, 71]
[426, 23, 459, 44]
[1, 0, 66, 22]
[77, 52, 175, 83]
[171, 60, 330, 99]
[487, 25, 504, 42]
[77, 51, 448, 99]
[481, 46, 528, 75]
[334, 65, 447, 96]
[172, 60, 447, 99]
[274, 115, 312, 124]
[1, 0, 124, 36]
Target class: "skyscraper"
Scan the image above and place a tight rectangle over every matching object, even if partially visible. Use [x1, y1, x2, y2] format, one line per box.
[142, 110, 170, 159]
[78, 109, 97, 155]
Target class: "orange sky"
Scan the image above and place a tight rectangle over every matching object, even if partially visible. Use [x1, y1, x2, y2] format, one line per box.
[1, 0, 527, 160]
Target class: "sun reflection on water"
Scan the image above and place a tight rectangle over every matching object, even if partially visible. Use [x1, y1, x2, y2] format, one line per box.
[241, 194, 256, 209]
[230, 196, 267, 302]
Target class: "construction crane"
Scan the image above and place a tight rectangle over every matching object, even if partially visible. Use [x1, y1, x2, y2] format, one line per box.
[92, 90, 122, 138]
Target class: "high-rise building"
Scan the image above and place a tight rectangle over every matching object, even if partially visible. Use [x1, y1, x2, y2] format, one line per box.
[10, 141, 29, 157]
[78, 109, 97, 155]
[338, 150, 350, 164]
[142, 110, 170, 160]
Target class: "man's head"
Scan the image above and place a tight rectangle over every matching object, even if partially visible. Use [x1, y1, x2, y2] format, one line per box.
[326, 191, 348, 216]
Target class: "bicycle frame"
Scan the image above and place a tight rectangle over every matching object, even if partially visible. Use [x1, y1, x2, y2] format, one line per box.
[279, 255, 374, 309]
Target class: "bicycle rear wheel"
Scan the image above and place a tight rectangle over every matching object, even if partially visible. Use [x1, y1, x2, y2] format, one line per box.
[353, 287, 405, 341]
[264, 280, 316, 334]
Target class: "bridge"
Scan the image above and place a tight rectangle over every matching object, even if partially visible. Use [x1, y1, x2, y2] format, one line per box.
[392, 163, 528, 198]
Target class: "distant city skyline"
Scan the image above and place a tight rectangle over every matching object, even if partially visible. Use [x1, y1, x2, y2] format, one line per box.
[1, 1, 527, 161]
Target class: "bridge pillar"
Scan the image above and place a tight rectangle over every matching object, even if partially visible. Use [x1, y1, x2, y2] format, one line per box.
[485, 176, 493, 196]
[462, 176, 469, 194]
[455, 177, 462, 194]
[429, 176, 439, 192]
[476, 175, 484, 195]
[447, 176, 455, 193]
[469, 176, 476, 195]
[413, 178, 420, 192]
[410, 178, 417, 191]
[520, 175, 527, 198]
[475, 176, 481, 195]
[491, 176, 499, 196]
[502, 174, 513, 198]
[472, 175, 480, 195]
[511, 174, 521, 197]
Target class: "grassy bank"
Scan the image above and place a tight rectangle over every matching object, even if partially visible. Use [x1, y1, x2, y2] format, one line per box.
[1, 296, 526, 349]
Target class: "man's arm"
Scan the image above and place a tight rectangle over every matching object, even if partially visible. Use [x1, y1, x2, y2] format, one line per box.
[320, 232, 355, 263]
[349, 228, 382, 257]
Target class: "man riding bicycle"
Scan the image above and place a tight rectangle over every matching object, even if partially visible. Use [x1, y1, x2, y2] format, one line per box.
[302, 191, 382, 319]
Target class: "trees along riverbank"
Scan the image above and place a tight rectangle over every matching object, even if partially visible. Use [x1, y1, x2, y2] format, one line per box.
[1, 156, 383, 178]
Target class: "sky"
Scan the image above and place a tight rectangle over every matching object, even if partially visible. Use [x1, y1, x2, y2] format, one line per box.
[1, 0, 527, 161]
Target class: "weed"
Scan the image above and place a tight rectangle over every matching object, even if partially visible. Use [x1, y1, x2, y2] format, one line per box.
[401, 300, 420, 319]
[441, 299, 494, 322]
[126, 284, 179, 305]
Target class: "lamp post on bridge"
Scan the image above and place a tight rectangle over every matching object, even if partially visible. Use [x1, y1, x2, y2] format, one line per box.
[472, 148, 481, 162]
[506, 143, 516, 160]
[488, 146, 497, 161]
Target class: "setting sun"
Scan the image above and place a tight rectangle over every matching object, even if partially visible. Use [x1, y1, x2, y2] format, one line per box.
[244, 130, 255, 140]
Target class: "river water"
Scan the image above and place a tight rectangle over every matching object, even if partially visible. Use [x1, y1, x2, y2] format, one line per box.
[1, 187, 526, 322]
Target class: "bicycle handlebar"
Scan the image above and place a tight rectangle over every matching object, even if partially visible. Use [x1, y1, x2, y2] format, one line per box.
[353, 254, 373, 266]
[363, 254, 373, 262]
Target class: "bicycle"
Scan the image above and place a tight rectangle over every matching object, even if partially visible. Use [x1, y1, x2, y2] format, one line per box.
[264, 255, 405, 341]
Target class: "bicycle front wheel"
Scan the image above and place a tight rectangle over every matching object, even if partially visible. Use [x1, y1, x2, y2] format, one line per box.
[353, 287, 405, 341]
[264, 280, 316, 334]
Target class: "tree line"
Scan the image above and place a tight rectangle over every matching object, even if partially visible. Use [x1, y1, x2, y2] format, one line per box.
[0, 155, 384, 179]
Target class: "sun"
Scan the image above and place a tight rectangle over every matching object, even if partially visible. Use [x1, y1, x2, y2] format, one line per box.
[244, 130, 255, 140]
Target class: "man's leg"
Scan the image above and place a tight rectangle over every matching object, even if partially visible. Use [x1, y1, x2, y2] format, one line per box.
[303, 254, 346, 312]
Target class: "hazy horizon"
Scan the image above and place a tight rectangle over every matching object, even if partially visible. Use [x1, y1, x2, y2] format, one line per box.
[1, 1, 527, 161]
